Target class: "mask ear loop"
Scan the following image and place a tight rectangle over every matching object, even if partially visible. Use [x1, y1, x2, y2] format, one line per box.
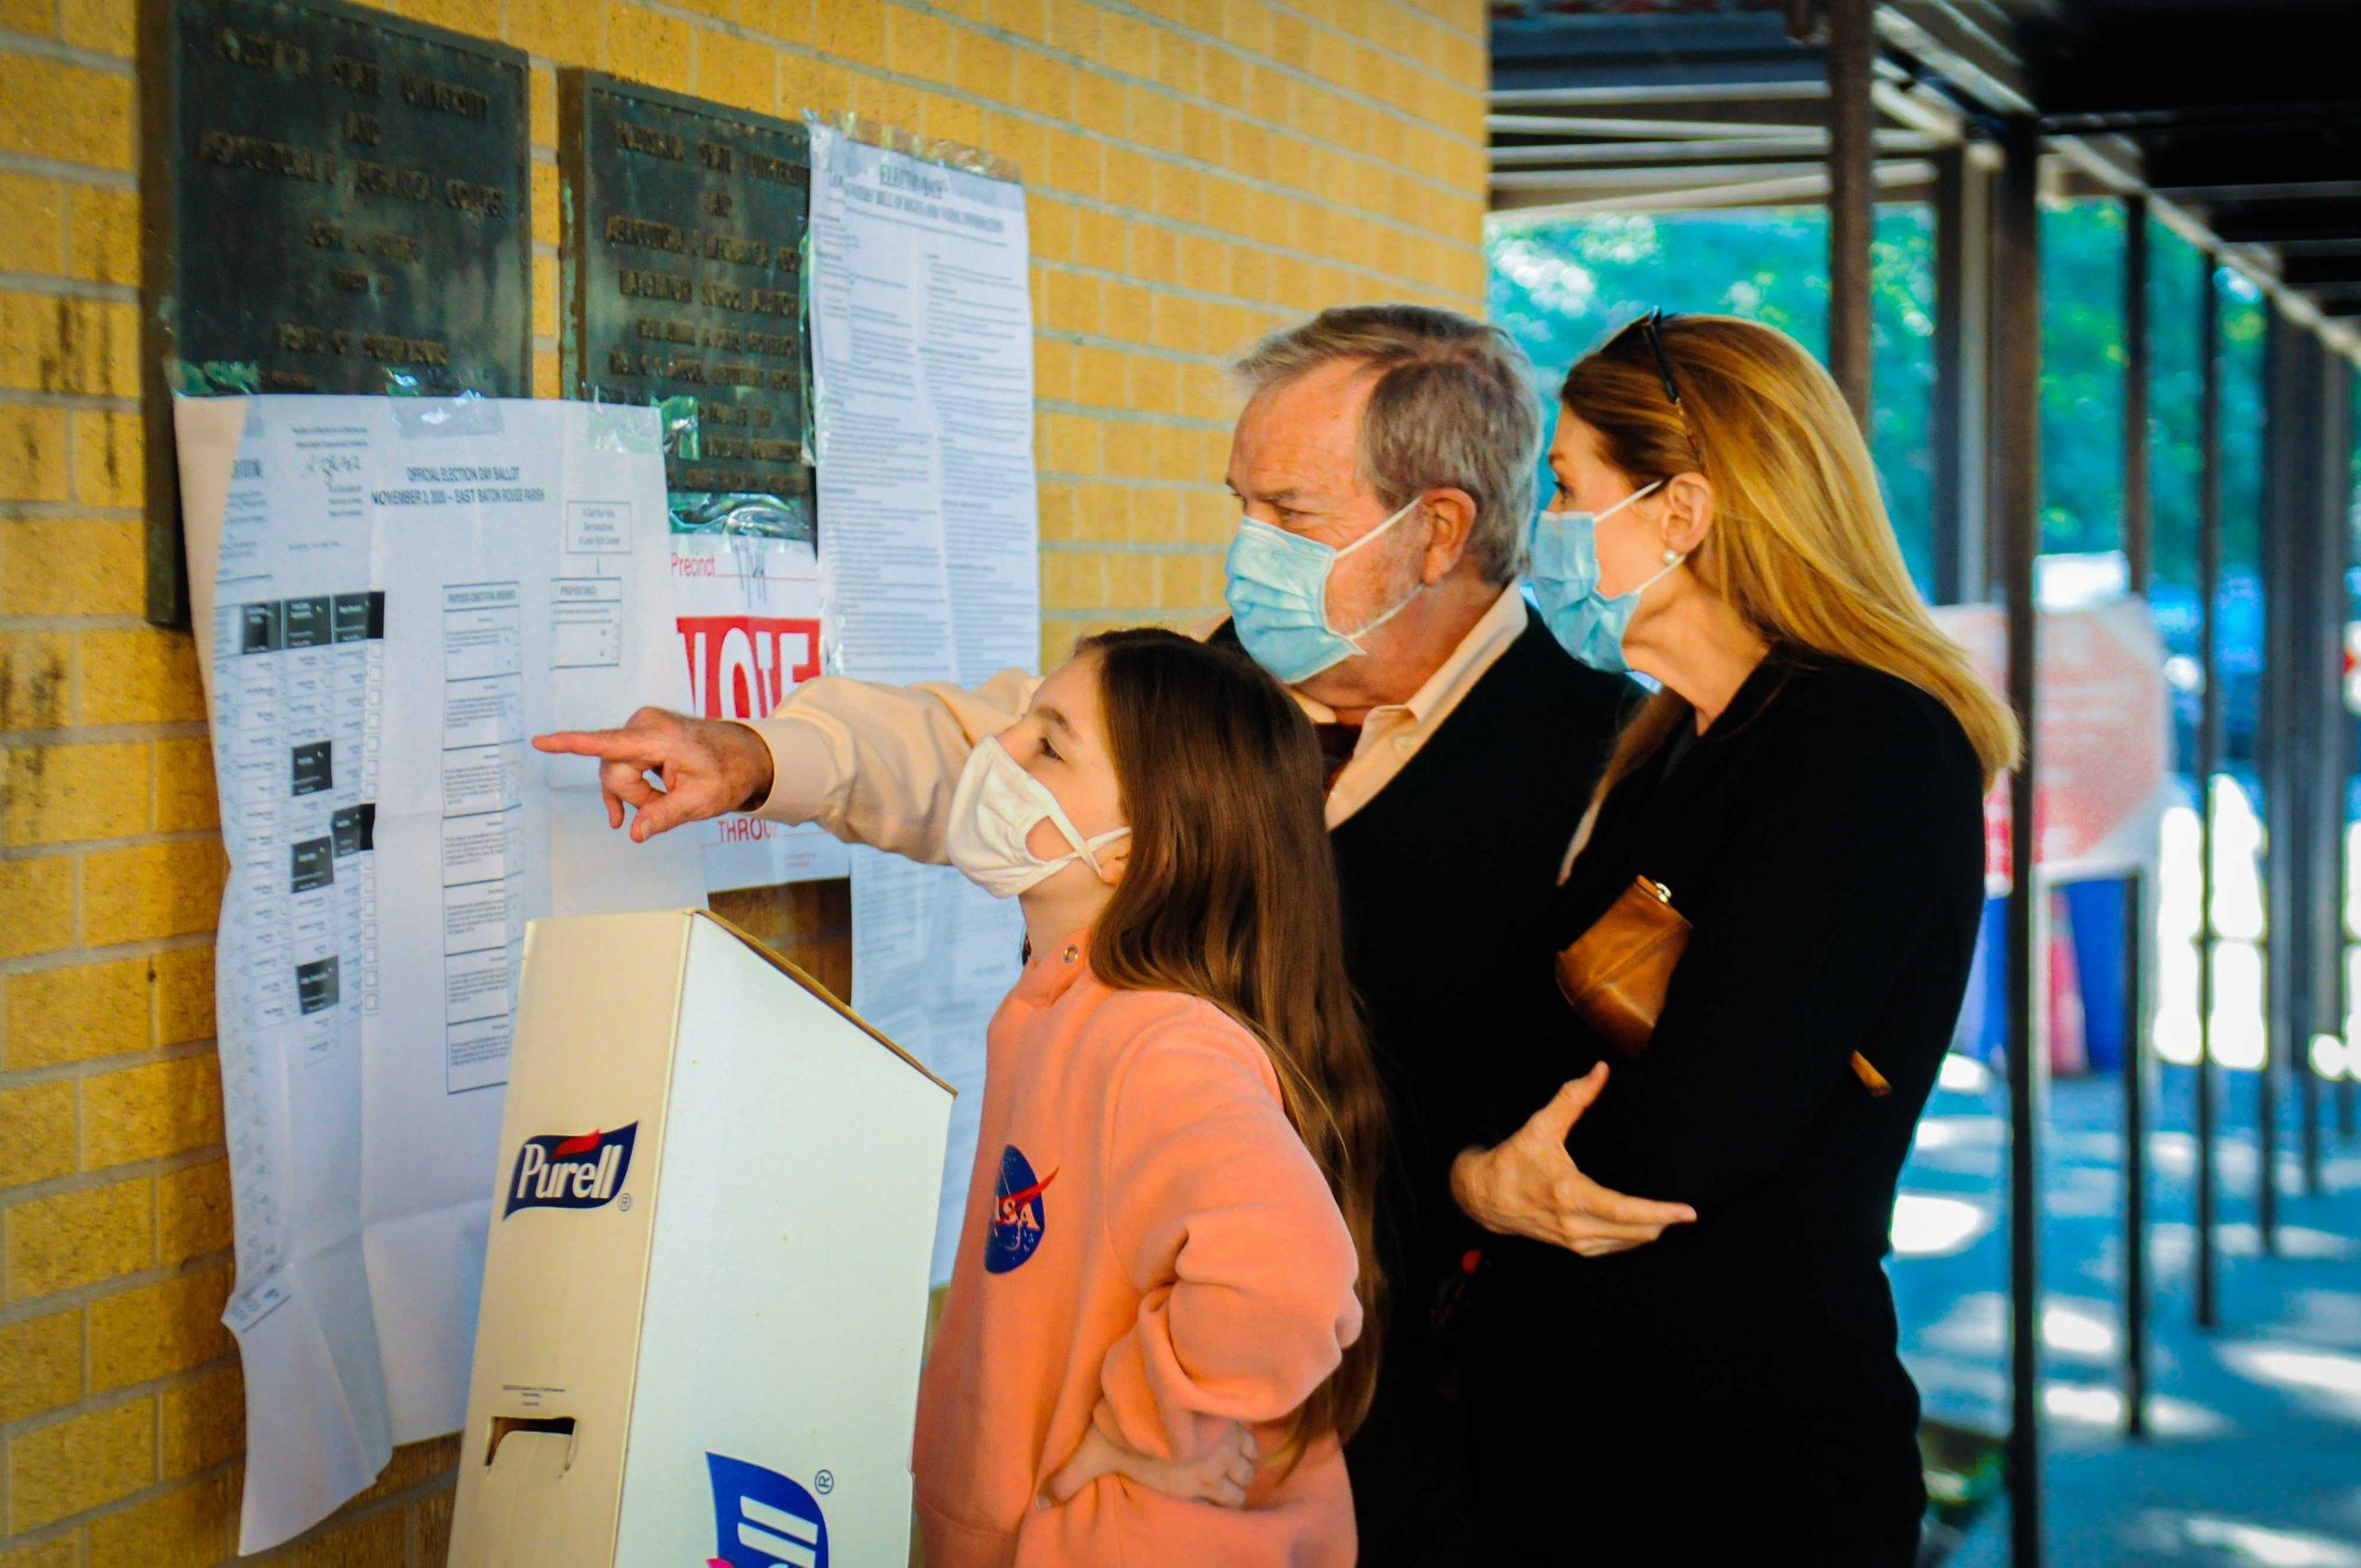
[1594, 479, 1681, 600]
[1332, 493, 1430, 648]
[1029, 775, 1132, 877]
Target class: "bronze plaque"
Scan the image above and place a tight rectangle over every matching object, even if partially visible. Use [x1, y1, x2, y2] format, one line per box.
[140, 0, 531, 624]
[559, 73, 813, 539]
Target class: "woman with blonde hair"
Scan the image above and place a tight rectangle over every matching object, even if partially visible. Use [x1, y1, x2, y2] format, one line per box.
[1447, 311, 2017, 1563]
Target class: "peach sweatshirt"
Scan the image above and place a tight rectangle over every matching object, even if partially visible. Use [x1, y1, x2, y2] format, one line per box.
[913, 934, 1364, 1568]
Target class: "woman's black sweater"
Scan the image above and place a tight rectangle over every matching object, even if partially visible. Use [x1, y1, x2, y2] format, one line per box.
[1473, 645, 1987, 1456]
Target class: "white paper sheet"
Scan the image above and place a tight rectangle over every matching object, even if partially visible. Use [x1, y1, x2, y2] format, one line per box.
[176, 395, 705, 1552]
[809, 125, 1040, 1285]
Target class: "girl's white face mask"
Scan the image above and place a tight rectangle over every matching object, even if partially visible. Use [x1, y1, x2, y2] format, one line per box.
[945, 734, 1132, 898]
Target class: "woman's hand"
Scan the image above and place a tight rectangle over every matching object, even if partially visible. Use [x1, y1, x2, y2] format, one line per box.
[1451, 1062, 1698, 1256]
[1038, 1420, 1260, 1511]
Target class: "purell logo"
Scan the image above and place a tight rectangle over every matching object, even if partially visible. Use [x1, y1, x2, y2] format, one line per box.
[503, 1123, 638, 1218]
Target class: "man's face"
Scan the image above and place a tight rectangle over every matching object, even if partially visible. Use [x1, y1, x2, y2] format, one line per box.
[1223, 359, 1430, 691]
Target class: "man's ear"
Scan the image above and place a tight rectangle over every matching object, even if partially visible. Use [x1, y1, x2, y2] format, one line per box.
[1418, 488, 1477, 581]
[1660, 473, 1715, 556]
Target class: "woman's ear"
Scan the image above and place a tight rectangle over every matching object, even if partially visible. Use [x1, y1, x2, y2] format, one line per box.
[1093, 831, 1133, 886]
[1660, 472, 1715, 556]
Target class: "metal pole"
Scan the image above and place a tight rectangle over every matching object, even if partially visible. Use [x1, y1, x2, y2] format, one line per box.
[1826, 0, 1875, 426]
[1933, 147, 1992, 607]
[2260, 315, 2290, 1255]
[2122, 868, 2151, 1434]
[2124, 199, 2153, 597]
[2196, 258, 2224, 1330]
[2343, 359, 2358, 1141]
[1994, 114, 2047, 1568]
[2304, 327, 2342, 1190]
[2312, 348, 2355, 1165]
[2341, 362, 2358, 1144]
[2119, 198, 2152, 1440]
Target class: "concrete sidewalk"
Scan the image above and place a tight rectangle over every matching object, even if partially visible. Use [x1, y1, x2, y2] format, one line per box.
[1893, 1063, 2361, 1565]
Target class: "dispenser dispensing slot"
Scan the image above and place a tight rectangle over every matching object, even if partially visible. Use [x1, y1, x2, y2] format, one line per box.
[486, 1415, 576, 1469]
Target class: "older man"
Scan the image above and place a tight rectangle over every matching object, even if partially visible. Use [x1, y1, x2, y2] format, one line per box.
[537, 304, 1687, 1561]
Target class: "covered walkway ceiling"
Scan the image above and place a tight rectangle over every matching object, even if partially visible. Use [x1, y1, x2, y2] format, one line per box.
[1487, 0, 2361, 362]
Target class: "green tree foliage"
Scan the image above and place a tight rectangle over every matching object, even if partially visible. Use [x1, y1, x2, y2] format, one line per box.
[1485, 201, 2272, 600]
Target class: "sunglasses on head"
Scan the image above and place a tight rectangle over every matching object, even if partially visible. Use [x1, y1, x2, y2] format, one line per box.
[1612, 307, 1705, 469]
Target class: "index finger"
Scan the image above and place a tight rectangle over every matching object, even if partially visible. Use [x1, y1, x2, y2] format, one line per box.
[532, 729, 662, 764]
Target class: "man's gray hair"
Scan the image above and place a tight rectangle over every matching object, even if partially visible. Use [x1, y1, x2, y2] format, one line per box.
[1233, 303, 1544, 585]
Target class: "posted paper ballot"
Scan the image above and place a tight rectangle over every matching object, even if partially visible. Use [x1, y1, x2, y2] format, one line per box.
[173, 395, 705, 1552]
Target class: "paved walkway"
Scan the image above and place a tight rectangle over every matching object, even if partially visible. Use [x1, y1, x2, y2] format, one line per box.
[1893, 1061, 2361, 1565]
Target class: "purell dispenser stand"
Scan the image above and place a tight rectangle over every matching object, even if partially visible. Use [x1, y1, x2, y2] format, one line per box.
[448, 910, 953, 1567]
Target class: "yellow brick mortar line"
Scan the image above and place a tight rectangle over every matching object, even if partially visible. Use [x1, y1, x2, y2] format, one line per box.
[0, 618, 180, 636]
[1034, 470, 1224, 488]
[0, 1038, 223, 1096]
[0, 152, 139, 190]
[0, 391, 139, 414]
[0, 724, 208, 751]
[1032, 326, 1234, 366]
[1040, 539, 1224, 554]
[0, 505, 146, 522]
[1034, 397, 1228, 430]
[0, 274, 139, 304]
[0, 831, 221, 865]
[1045, 602, 1220, 618]
[0, 33, 136, 78]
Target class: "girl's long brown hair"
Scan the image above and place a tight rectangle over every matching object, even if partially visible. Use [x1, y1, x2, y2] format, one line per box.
[1078, 627, 1388, 1450]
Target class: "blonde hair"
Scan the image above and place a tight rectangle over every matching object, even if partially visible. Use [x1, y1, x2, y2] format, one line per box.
[1561, 314, 2020, 808]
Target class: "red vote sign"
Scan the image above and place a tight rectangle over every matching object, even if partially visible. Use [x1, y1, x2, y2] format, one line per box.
[676, 614, 820, 721]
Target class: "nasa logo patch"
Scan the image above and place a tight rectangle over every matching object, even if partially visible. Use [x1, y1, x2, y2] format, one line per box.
[984, 1145, 1056, 1274]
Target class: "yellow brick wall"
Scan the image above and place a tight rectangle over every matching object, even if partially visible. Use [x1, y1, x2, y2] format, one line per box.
[0, 0, 1489, 1561]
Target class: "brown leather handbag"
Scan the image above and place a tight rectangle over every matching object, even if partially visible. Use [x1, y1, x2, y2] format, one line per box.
[1554, 875, 1691, 1061]
[1553, 875, 1892, 1096]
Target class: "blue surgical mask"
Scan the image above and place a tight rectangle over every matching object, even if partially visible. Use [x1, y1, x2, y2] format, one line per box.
[1528, 481, 1682, 674]
[1224, 495, 1426, 683]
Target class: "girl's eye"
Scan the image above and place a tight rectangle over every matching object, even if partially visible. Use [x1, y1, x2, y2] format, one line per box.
[1039, 737, 1061, 762]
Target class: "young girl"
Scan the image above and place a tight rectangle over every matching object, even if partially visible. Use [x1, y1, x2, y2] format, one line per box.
[913, 627, 1387, 1567]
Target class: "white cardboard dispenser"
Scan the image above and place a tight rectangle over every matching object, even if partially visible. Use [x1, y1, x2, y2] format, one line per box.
[448, 909, 953, 1568]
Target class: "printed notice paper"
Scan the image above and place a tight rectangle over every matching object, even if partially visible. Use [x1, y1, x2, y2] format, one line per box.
[175, 396, 704, 1552]
[809, 125, 1040, 1286]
